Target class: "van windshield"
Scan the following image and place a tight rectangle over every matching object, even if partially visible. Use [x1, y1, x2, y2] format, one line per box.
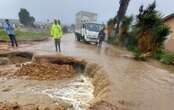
[86, 23, 103, 32]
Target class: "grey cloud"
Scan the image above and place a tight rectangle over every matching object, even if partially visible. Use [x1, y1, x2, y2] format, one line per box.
[0, 0, 173, 24]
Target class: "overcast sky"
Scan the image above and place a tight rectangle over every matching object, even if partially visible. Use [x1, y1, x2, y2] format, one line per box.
[0, 0, 173, 24]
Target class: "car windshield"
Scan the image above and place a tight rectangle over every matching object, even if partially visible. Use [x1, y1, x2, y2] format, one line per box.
[86, 23, 103, 32]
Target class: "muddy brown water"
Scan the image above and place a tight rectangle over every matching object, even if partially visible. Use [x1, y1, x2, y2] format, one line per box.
[1, 33, 174, 110]
[0, 53, 95, 110]
[0, 75, 94, 110]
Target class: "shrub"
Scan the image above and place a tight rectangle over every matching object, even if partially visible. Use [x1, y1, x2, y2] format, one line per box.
[107, 35, 119, 45]
[160, 53, 174, 65]
[0, 29, 9, 41]
[130, 47, 145, 61]
[154, 49, 174, 65]
[154, 25, 170, 47]
[154, 49, 163, 59]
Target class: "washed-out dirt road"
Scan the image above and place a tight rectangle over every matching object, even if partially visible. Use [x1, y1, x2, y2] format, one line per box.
[1, 33, 174, 110]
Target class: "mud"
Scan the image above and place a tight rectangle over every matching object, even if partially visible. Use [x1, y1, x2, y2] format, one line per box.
[84, 63, 110, 101]
[0, 54, 84, 80]
[0, 52, 111, 110]
[0, 75, 94, 110]
[0, 52, 33, 65]
[0, 102, 66, 110]
[32, 55, 86, 73]
[2, 33, 174, 110]
[88, 101, 118, 110]
[29, 55, 111, 109]
[15, 63, 76, 80]
[84, 63, 112, 110]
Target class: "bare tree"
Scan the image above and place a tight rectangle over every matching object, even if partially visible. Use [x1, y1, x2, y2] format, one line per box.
[115, 0, 130, 34]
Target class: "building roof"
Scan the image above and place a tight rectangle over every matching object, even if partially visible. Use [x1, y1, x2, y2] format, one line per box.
[163, 13, 174, 22]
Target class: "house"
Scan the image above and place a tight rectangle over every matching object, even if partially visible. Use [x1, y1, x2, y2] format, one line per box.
[163, 13, 174, 52]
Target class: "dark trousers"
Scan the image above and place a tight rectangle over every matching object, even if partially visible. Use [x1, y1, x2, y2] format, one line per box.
[55, 39, 61, 52]
[8, 34, 18, 47]
[98, 39, 103, 48]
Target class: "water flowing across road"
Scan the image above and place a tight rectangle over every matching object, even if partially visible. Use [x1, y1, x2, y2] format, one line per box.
[0, 75, 94, 110]
[9, 33, 174, 110]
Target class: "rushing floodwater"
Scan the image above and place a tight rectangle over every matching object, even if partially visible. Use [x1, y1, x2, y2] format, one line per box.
[0, 75, 94, 110]
[4, 33, 174, 110]
[31, 75, 94, 110]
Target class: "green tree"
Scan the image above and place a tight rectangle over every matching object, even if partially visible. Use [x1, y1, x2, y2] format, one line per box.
[120, 16, 133, 36]
[107, 18, 115, 37]
[107, 18, 115, 26]
[119, 16, 133, 46]
[18, 8, 35, 26]
[134, 1, 170, 54]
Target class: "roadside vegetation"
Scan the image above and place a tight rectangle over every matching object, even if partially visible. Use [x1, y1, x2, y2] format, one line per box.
[0, 8, 50, 42]
[154, 49, 174, 65]
[0, 8, 70, 43]
[0, 29, 49, 42]
[107, 2, 174, 65]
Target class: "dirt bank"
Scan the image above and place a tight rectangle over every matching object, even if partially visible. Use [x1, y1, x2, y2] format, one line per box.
[0, 53, 84, 80]
[2, 33, 174, 110]
[15, 63, 76, 80]
[0, 52, 113, 110]
[83, 62, 116, 110]
[0, 52, 33, 65]
[0, 102, 66, 110]
[88, 101, 118, 110]
[32, 54, 87, 73]
[32, 55, 115, 110]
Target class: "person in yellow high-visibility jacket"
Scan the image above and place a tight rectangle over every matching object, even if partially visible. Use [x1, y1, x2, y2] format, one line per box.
[51, 20, 63, 52]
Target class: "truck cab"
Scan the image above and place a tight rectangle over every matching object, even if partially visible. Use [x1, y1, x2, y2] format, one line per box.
[75, 23, 104, 43]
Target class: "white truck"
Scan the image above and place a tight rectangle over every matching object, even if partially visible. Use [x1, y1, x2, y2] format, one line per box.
[74, 11, 103, 43]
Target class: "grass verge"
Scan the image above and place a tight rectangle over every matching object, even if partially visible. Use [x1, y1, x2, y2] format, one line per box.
[0, 29, 49, 42]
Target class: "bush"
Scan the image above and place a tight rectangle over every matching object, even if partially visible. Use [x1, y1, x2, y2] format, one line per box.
[154, 49, 164, 60]
[154, 49, 174, 65]
[133, 2, 170, 53]
[125, 33, 137, 49]
[131, 47, 146, 61]
[154, 25, 170, 47]
[107, 36, 118, 45]
[160, 53, 174, 65]
[0, 29, 9, 41]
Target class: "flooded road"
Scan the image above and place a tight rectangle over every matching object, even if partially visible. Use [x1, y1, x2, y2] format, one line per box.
[31, 75, 94, 110]
[7, 33, 174, 110]
[0, 75, 94, 110]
